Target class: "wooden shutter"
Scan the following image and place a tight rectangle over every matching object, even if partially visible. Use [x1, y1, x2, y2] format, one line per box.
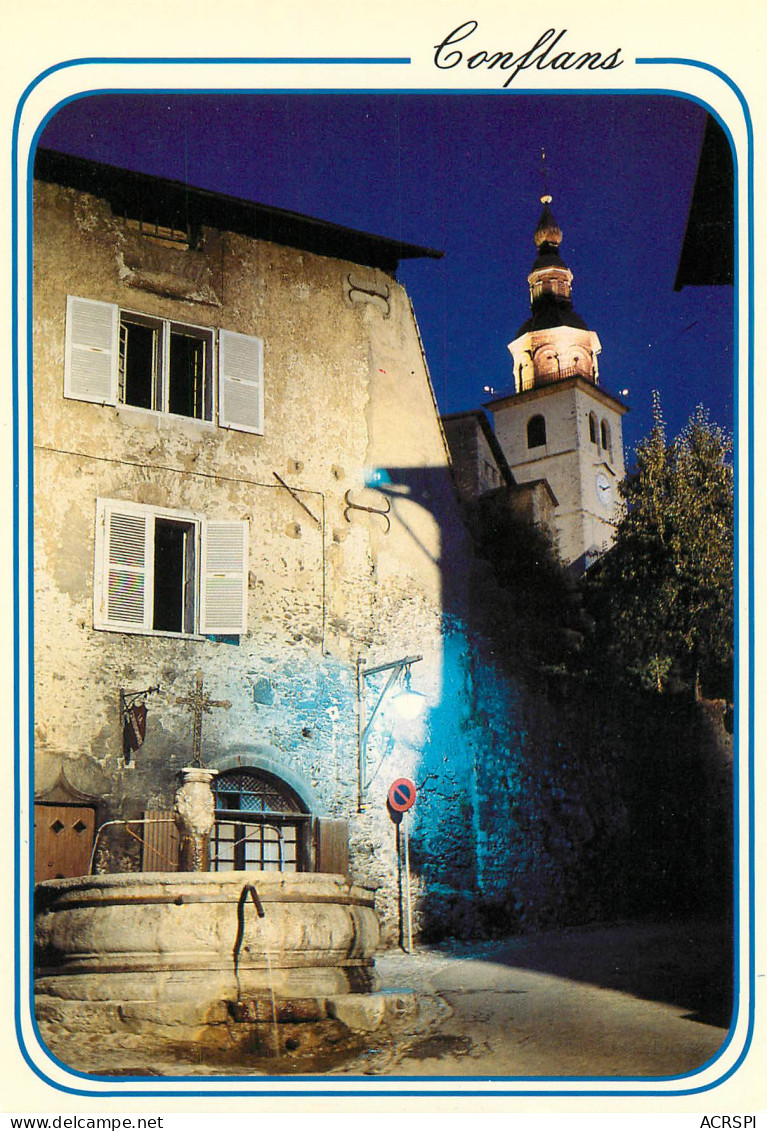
[64, 296, 119, 404]
[217, 330, 264, 434]
[141, 810, 180, 872]
[200, 519, 249, 635]
[315, 818, 349, 876]
[94, 500, 152, 631]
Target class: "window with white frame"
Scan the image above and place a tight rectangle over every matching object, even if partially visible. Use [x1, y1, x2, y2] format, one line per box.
[64, 296, 263, 434]
[94, 498, 249, 637]
[119, 313, 213, 421]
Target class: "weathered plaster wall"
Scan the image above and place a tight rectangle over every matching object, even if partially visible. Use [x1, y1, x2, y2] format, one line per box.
[32, 177, 491, 941]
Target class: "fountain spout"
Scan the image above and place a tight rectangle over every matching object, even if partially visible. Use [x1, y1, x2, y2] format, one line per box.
[239, 882, 265, 919]
[233, 883, 266, 1003]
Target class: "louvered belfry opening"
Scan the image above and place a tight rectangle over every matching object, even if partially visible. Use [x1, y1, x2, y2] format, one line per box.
[211, 769, 310, 873]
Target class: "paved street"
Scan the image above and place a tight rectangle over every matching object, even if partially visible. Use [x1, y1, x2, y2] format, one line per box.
[367, 920, 732, 1078]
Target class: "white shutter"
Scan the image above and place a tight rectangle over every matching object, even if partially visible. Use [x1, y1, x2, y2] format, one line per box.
[217, 330, 263, 434]
[94, 500, 152, 631]
[64, 296, 119, 404]
[200, 520, 249, 635]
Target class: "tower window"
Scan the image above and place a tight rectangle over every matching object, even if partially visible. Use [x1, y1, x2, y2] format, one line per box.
[527, 414, 547, 449]
[601, 419, 612, 453]
[589, 412, 598, 445]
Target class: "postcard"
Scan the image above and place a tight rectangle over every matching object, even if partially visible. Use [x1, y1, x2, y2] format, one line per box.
[2, 0, 764, 1122]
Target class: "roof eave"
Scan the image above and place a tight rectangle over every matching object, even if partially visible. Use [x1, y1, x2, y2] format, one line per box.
[33, 147, 444, 272]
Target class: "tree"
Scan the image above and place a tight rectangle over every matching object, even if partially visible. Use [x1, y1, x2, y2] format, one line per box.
[585, 397, 733, 699]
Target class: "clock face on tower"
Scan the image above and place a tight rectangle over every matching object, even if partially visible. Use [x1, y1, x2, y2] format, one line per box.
[595, 471, 612, 507]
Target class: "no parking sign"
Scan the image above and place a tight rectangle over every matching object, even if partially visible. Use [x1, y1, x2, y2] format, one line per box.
[387, 778, 416, 952]
[388, 777, 416, 813]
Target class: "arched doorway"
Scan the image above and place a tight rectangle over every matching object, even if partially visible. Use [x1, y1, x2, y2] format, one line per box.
[211, 768, 310, 872]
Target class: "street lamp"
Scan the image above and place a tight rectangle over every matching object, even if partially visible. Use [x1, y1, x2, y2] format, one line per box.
[356, 654, 424, 812]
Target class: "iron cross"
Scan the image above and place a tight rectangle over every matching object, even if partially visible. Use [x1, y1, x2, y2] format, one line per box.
[176, 671, 231, 767]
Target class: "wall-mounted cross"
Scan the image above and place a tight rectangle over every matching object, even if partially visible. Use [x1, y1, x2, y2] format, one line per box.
[176, 671, 231, 767]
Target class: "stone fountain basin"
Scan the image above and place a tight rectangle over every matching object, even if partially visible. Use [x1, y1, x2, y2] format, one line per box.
[34, 871, 380, 1008]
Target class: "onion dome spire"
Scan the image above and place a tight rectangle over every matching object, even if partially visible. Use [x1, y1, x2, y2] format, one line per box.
[508, 157, 602, 394]
[516, 182, 589, 335]
[534, 193, 563, 253]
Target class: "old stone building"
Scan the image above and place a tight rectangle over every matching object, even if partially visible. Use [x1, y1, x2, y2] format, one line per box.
[32, 148, 540, 944]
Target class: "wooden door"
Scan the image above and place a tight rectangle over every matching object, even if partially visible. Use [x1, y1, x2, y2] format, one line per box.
[34, 803, 96, 882]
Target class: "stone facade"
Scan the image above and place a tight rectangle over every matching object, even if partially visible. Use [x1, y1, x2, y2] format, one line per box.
[441, 411, 511, 501]
[441, 410, 558, 545]
[31, 150, 534, 943]
[490, 378, 626, 569]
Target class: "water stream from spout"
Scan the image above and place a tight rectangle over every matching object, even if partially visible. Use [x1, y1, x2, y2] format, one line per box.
[233, 883, 280, 1055]
[264, 947, 279, 1055]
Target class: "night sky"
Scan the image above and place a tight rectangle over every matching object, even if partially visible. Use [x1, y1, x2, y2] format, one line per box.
[38, 92, 735, 460]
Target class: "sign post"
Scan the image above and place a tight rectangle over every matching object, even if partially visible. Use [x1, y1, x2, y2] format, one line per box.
[388, 778, 416, 954]
[403, 809, 412, 954]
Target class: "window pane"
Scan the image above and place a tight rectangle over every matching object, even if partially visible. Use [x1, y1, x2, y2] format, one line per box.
[212, 823, 236, 871]
[212, 771, 306, 873]
[168, 330, 211, 420]
[153, 518, 195, 633]
[121, 320, 158, 409]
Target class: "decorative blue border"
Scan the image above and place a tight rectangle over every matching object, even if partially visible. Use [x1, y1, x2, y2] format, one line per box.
[12, 56, 754, 1099]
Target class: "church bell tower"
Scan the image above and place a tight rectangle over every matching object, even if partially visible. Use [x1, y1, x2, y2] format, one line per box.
[487, 191, 628, 573]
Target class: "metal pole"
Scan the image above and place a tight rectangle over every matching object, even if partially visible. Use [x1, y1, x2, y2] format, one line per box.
[356, 656, 366, 812]
[404, 810, 413, 954]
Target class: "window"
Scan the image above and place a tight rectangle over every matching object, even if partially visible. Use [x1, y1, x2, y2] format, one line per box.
[94, 499, 249, 636]
[124, 214, 190, 247]
[212, 769, 310, 873]
[119, 314, 213, 421]
[64, 296, 263, 434]
[601, 418, 612, 453]
[589, 411, 599, 445]
[527, 414, 547, 449]
[483, 459, 498, 488]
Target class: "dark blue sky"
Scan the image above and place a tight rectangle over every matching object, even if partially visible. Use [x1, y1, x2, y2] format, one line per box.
[38, 92, 735, 459]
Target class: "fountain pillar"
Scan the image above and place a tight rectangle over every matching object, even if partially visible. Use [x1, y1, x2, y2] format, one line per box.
[174, 767, 218, 872]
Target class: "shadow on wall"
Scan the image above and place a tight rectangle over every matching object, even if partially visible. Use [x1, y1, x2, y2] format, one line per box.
[370, 464, 733, 944]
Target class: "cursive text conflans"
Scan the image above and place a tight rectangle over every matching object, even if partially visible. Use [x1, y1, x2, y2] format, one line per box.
[433, 22, 624, 87]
